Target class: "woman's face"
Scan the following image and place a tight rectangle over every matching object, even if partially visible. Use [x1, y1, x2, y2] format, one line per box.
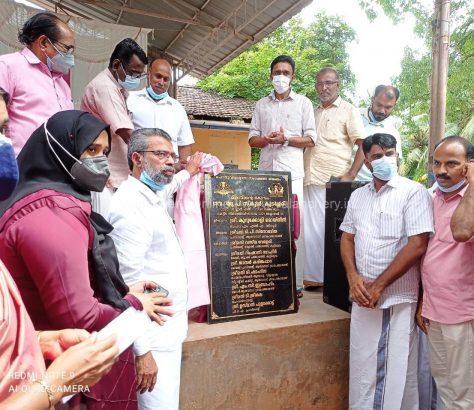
[80, 130, 110, 159]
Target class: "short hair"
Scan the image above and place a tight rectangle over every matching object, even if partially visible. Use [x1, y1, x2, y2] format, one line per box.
[316, 67, 340, 80]
[374, 85, 400, 101]
[0, 87, 9, 105]
[109, 38, 148, 68]
[128, 128, 172, 170]
[270, 55, 295, 74]
[362, 133, 397, 156]
[434, 135, 474, 161]
[18, 12, 64, 45]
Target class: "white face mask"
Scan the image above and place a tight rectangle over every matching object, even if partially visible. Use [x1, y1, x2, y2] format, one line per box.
[272, 75, 291, 94]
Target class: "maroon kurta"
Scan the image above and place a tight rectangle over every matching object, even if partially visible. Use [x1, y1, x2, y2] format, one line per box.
[0, 189, 139, 409]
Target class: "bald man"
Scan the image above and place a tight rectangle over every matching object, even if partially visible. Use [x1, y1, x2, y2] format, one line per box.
[127, 58, 194, 165]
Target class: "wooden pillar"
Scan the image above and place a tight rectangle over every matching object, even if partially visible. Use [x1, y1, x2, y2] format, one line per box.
[428, 0, 451, 184]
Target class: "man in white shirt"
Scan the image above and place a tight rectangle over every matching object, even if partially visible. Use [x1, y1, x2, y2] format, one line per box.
[127, 58, 194, 166]
[249, 54, 317, 292]
[340, 133, 433, 409]
[108, 128, 202, 410]
[356, 85, 402, 181]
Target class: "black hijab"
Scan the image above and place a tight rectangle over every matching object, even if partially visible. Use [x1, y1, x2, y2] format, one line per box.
[0, 110, 130, 311]
[1, 110, 110, 209]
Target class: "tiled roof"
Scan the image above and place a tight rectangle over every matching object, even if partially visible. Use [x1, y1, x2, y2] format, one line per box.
[177, 86, 255, 121]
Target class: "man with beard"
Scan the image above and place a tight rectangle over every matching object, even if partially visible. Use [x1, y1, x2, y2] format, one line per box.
[418, 136, 474, 409]
[108, 128, 202, 410]
[356, 85, 402, 181]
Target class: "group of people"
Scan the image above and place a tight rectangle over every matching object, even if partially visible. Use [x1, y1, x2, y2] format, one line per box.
[0, 11, 203, 410]
[0, 9, 472, 410]
[249, 54, 474, 409]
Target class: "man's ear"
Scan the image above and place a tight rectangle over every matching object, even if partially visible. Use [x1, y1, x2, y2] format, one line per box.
[131, 152, 142, 169]
[364, 157, 372, 171]
[37, 34, 49, 51]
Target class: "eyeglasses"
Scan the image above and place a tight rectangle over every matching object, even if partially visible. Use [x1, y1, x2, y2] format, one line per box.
[120, 63, 147, 80]
[48, 38, 75, 55]
[316, 80, 339, 88]
[139, 150, 179, 163]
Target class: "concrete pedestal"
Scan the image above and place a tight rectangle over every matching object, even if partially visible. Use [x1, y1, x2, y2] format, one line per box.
[180, 291, 350, 410]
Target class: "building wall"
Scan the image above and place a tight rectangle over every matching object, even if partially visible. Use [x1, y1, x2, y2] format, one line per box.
[191, 126, 251, 170]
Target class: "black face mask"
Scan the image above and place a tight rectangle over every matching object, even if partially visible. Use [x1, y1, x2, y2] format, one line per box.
[44, 122, 110, 192]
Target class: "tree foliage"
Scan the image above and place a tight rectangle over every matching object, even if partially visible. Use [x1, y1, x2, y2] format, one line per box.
[198, 14, 357, 104]
[360, 0, 474, 181]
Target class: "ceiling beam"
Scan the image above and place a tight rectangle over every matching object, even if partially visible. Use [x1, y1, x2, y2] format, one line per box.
[79, 0, 214, 27]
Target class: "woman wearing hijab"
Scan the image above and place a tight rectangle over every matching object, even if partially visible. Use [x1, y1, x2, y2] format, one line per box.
[0, 110, 171, 409]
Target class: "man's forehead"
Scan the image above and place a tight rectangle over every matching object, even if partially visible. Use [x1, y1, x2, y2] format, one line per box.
[151, 60, 171, 74]
[369, 145, 395, 154]
[148, 135, 172, 149]
[317, 71, 337, 81]
[272, 62, 292, 72]
[434, 141, 466, 158]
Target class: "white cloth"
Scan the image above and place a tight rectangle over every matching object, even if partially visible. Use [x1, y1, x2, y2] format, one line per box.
[292, 178, 304, 289]
[137, 346, 183, 410]
[356, 108, 403, 181]
[302, 185, 325, 283]
[340, 175, 434, 308]
[91, 187, 114, 218]
[127, 89, 194, 154]
[427, 320, 474, 409]
[350, 302, 419, 410]
[249, 90, 316, 181]
[108, 172, 190, 357]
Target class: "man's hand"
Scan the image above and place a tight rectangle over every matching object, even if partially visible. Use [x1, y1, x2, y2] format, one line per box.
[135, 351, 158, 394]
[185, 152, 204, 176]
[415, 301, 429, 334]
[348, 273, 371, 307]
[129, 281, 159, 293]
[39, 329, 91, 361]
[338, 172, 356, 182]
[265, 126, 286, 145]
[366, 281, 385, 308]
[131, 292, 174, 325]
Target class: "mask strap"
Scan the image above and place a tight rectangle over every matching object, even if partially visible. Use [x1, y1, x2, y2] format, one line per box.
[43, 122, 80, 180]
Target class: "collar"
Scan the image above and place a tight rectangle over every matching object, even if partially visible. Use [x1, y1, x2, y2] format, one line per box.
[128, 175, 161, 205]
[269, 89, 296, 101]
[136, 87, 173, 105]
[368, 173, 402, 192]
[318, 95, 342, 109]
[20, 47, 42, 64]
[435, 183, 469, 200]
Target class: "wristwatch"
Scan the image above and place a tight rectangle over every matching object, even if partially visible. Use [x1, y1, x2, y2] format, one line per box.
[282, 134, 289, 147]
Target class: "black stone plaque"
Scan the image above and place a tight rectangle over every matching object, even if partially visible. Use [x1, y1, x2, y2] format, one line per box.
[205, 170, 296, 323]
[323, 181, 368, 313]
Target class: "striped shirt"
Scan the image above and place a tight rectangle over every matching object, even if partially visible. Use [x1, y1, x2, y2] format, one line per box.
[340, 175, 434, 308]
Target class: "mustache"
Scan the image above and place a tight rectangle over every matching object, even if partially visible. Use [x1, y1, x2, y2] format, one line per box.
[436, 174, 450, 180]
[161, 166, 175, 174]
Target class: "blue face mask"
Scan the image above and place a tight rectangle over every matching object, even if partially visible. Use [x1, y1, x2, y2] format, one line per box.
[0, 133, 19, 200]
[139, 170, 164, 191]
[146, 86, 169, 101]
[371, 155, 398, 181]
[118, 63, 141, 91]
[45, 40, 74, 74]
[437, 178, 466, 193]
[368, 109, 378, 123]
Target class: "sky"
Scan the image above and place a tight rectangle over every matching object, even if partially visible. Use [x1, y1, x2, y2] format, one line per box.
[299, 0, 428, 102]
[15, 0, 429, 102]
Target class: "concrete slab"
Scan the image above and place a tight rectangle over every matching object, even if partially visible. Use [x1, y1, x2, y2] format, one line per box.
[181, 291, 350, 410]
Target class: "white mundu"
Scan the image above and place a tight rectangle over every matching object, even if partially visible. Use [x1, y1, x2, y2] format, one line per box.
[127, 88, 194, 154]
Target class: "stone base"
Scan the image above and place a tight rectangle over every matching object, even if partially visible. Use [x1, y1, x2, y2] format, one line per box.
[180, 291, 350, 410]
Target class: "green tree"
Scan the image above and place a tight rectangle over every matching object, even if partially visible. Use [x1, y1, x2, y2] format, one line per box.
[198, 14, 357, 104]
[360, 0, 474, 181]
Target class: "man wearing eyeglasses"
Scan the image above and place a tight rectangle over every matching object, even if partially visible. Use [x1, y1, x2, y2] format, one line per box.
[109, 128, 202, 410]
[81, 38, 148, 215]
[0, 12, 75, 156]
[303, 67, 365, 289]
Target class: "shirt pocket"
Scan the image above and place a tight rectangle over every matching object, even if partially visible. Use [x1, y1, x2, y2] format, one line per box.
[378, 212, 403, 239]
[436, 215, 455, 243]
